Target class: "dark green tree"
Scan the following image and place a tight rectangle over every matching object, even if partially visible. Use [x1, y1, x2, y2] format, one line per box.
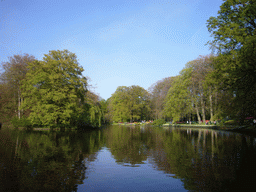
[206, 0, 256, 122]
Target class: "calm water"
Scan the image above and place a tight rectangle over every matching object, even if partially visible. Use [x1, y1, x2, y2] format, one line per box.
[0, 125, 256, 192]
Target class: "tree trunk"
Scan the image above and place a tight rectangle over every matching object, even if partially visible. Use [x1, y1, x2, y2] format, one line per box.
[209, 91, 213, 121]
[195, 103, 201, 124]
[214, 91, 217, 116]
[200, 91, 206, 124]
[18, 90, 21, 119]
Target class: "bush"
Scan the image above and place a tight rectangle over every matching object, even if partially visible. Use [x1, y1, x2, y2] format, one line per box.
[152, 119, 166, 126]
[11, 116, 32, 129]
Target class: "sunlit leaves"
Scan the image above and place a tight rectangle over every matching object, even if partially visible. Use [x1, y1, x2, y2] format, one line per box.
[108, 85, 151, 122]
[21, 50, 87, 127]
[206, 0, 256, 120]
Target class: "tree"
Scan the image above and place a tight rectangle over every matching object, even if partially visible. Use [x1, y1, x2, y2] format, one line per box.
[149, 77, 176, 120]
[128, 85, 151, 121]
[21, 50, 87, 128]
[164, 74, 192, 123]
[84, 90, 104, 127]
[164, 55, 223, 124]
[108, 85, 151, 122]
[185, 55, 216, 123]
[0, 54, 35, 121]
[206, 0, 256, 122]
[108, 86, 131, 123]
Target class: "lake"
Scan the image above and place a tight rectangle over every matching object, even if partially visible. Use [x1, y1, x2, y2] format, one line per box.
[0, 125, 256, 192]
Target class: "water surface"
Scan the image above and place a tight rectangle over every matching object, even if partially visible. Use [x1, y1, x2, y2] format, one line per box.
[0, 125, 256, 191]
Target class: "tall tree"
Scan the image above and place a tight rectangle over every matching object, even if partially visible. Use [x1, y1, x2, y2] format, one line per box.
[108, 86, 131, 123]
[0, 54, 35, 121]
[164, 74, 192, 123]
[128, 85, 151, 121]
[164, 55, 221, 123]
[207, 0, 256, 122]
[149, 77, 176, 119]
[21, 50, 87, 128]
[186, 55, 215, 123]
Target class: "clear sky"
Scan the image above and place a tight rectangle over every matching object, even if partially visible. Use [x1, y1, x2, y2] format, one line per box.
[0, 0, 223, 100]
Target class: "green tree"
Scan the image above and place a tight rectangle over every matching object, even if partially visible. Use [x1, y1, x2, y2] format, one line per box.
[108, 86, 131, 123]
[206, 0, 256, 122]
[185, 55, 216, 123]
[149, 77, 176, 120]
[85, 91, 104, 127]
[164, 74, 191, 123]
[127, 85, 151, 122]
[0, 54, 35, 122]
[21, 50, 87, 128]
[108, 85, 151, 123]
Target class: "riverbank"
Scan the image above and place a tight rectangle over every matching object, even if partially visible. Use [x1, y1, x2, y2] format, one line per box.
[163, 123, 217, 128]
[163, 123, 256, 136]
[0, 123, 98, 132]
[111, 122, 256, 137]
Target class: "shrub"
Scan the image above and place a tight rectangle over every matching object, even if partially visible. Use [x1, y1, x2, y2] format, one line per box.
[152, 119, 166, 126]
[11, 116, 32, 129]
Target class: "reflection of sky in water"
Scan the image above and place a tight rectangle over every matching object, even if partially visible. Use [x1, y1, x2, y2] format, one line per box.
[78, 147, 187, 192]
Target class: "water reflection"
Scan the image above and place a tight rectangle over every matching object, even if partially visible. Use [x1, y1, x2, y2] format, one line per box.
[102, 125, 256, 191]
[0, 129, 104, 192]
[0, 126, 256, 191]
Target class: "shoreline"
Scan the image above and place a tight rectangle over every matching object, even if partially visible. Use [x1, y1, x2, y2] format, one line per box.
[164, 124, 256, 136]
[113, 123, 256, 136]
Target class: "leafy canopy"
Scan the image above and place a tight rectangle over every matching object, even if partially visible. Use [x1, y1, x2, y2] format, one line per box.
[21, 50, 87, 127]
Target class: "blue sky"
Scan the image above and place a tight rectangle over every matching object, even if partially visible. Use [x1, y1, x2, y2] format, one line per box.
[1, 0, 223, 100]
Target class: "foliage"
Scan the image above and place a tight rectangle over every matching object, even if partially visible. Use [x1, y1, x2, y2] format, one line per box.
[152, 119, 166, 126]
[21, 50, 87, 128]
[108, 85, 151, 122]
[206, 0, 256, 122]
[148, 76, 176, 119]
[164, 54, 233, 124]
[83, 91, 105, 127]
[164, 74, 191, 123]
[10, 116, 32, 129]
[0, 54, 35, 122]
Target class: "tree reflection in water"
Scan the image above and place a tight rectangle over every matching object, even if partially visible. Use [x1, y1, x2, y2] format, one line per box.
[0, 129, 104, 192]
[103, 126, 256, 191]
[0, 126, 256, 192]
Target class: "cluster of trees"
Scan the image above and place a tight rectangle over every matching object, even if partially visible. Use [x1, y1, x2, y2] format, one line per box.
[151, 0, 256, 124]
[206, 0, 256, 124]
[1, 1, 254, 127]
[107, 85, 151, 123]
[106, 0, 256, 125]
[0, 50, 106, 129]
[163, 55, 233, 124]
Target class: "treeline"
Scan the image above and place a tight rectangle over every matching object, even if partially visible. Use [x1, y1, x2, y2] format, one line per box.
[104, 55, 226, 124]
[0, 50, 106, 129]
[1, 1, 255, 127]
[104, 0, 256, 125]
